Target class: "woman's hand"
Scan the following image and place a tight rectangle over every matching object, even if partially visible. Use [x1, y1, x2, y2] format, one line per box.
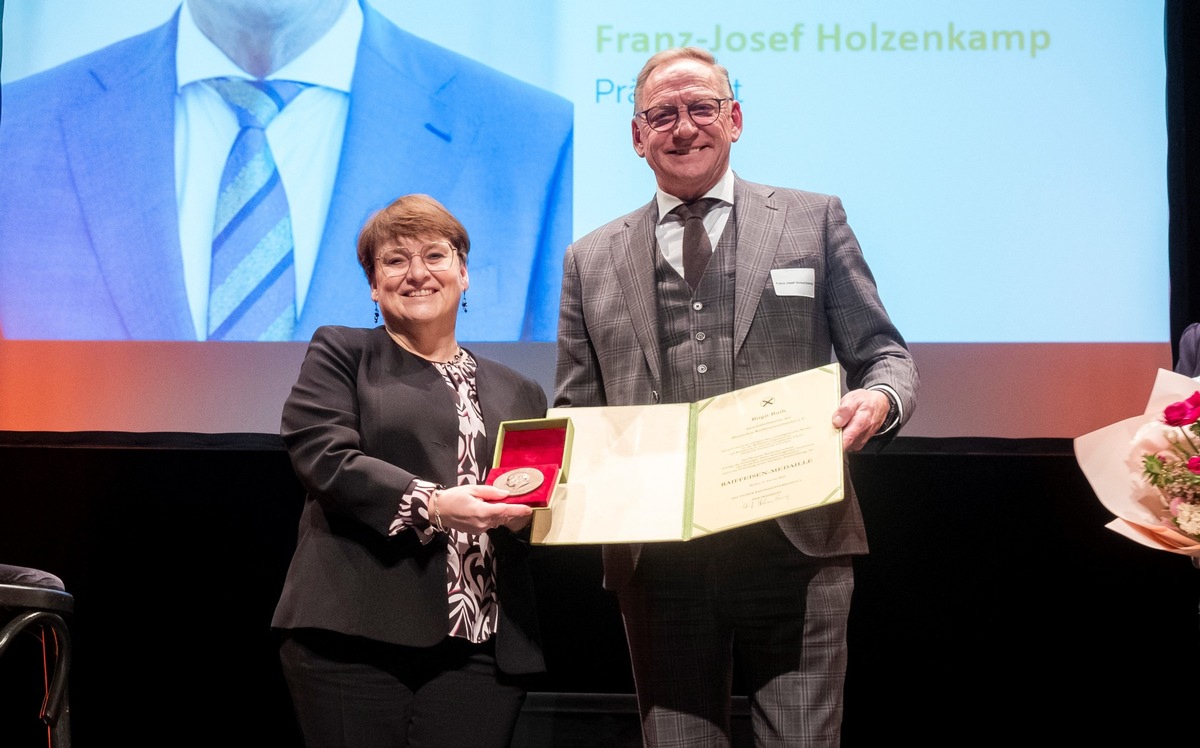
[433, 484, 533, 534]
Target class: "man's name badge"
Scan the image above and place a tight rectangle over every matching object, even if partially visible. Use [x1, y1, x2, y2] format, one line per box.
[495, 467, 544, 496]
[770, 267, 815, 297]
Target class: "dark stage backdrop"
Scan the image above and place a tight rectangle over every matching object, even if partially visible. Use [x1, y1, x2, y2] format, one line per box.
[0, 436, 1197, 746]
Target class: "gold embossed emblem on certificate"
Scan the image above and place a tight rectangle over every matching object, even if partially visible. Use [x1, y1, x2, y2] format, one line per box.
[496, 466, 544, 496]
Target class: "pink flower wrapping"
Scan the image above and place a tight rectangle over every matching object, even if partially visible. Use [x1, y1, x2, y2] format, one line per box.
[1075, 368, 1200, 557]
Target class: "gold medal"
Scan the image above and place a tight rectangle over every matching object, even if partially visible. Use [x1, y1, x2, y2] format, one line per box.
[495, 466, 544, 496]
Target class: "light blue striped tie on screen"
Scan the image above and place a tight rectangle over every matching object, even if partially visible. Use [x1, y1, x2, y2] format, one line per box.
[204, 77, 309, 341]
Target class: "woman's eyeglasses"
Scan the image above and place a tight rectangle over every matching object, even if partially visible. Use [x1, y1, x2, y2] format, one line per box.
[376, 241, 460, 278]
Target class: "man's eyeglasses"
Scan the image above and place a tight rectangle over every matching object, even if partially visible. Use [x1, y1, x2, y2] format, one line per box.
[376, 241, 460, 278]
[636, 98, 733, 132]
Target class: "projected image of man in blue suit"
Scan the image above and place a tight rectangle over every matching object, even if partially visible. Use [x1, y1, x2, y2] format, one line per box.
[0, 0, 573, 342]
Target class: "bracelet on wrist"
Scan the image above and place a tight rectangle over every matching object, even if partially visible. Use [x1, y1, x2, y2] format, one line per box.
[430, 488, 446, 533]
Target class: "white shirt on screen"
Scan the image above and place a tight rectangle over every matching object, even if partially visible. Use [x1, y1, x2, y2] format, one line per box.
[174, 0, 362, 340]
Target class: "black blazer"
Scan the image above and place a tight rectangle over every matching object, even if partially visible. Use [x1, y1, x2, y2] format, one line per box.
[272, 326, 549, 675]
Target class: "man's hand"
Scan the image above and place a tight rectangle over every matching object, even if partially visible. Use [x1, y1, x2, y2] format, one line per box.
[832, 388, 890, 452]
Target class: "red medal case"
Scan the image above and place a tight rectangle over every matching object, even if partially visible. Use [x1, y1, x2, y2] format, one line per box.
[486, 417, 573, 508]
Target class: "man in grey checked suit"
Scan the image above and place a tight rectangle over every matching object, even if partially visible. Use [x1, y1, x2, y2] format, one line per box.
[554, 47, 918, 746]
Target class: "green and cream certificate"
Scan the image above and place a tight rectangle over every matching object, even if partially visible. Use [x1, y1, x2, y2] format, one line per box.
[532, 364, 845, 545]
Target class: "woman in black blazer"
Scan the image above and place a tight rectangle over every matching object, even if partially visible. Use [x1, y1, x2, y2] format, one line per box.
[273, 194, 548, 748]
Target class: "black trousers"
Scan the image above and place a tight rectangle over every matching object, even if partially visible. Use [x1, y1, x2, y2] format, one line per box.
[278, 628, 528, 748]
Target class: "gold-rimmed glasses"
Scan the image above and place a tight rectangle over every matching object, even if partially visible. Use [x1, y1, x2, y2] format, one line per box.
[375, 241, 460, 279]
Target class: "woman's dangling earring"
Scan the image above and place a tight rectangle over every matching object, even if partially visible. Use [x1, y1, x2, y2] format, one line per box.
[461, 290, 468, 313]
[374, 303, 380, 324]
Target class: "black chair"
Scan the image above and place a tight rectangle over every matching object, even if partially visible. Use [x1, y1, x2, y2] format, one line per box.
[0, 564, 73, 748]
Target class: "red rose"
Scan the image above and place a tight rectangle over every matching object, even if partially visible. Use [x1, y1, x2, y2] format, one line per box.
[1162, 392, 1200, 427]
[1189, 456, 1200, 474]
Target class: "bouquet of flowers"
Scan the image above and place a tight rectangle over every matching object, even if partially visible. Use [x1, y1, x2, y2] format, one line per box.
[1075, 368, 1200, 557]
[1134, 393, 1200, 541]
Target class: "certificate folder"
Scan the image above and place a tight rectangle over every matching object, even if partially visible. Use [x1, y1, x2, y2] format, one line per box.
[531, 365, 845, 545]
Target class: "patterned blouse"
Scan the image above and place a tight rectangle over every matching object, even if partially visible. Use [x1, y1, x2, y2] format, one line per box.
[386, 349, 499, 644]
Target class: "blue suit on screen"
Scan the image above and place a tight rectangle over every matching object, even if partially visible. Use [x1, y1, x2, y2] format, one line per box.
[0, 1, 573, 342]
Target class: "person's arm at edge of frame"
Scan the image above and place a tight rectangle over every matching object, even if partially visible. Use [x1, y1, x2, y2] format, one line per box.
[819, 195, 919, 453]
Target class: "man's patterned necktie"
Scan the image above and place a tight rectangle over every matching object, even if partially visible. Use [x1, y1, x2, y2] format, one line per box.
[673, 198, 719, 291]
[204, 77, 309, 340]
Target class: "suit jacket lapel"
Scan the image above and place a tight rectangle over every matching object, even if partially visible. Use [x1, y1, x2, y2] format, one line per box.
[61, 13, 193, 339]
[614, 202, 664, 388]
[731, 177, 783, 355]
[298, 6, 475, 337]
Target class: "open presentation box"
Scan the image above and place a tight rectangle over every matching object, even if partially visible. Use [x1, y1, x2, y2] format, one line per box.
[485, 417, 573, 508]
